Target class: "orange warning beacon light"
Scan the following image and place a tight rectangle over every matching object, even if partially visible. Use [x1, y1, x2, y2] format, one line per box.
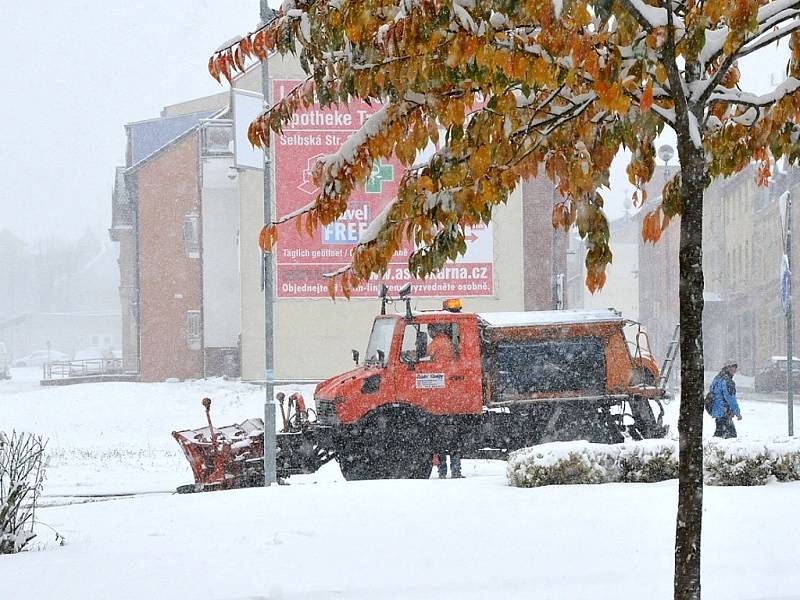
[442, 298, 463, 312]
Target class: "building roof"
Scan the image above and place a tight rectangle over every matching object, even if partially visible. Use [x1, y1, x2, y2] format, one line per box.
[126, 110, 217, 166]
[479, 308, 624, 328]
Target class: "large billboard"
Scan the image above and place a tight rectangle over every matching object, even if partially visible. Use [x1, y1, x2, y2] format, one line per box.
[272, 79, 494, 298]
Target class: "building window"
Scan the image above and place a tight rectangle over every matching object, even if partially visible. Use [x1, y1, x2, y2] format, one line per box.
[737, 246, 742, 281]
[726, 250, 731, 280]
[186, 310, 202, 350]
[745, 241, 750, 280]
[182, 213, 200, 258]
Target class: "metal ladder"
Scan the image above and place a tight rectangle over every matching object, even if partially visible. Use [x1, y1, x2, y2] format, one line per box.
[658, 324, 680, 390]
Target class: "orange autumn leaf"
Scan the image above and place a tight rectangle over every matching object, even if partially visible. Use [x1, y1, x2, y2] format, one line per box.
[327, 277, 337, 301]
[641, 210, 663, 243]
[258, 224, 278, 252]
[208, 55, 220, 82]
[641, 79, 654, 112]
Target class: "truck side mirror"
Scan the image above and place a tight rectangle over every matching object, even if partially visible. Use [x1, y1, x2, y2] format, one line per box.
[352, 349, 359, 365]
[377, 349, 385, 365]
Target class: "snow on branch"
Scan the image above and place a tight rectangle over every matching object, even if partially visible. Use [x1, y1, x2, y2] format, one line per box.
[322, 264, 352, 279]
[270, 105, 393, 225]
[273, 92, 425, 225]
[708, 77, 800, 109]
[321, 105, 391, 179]
[739, 20, 800, 58]
[617, 0, 685, 32]
[698, 26, 729, 66]
[756, 0, 800, 27]
[650, 104, 677, 126]
[274, 199, 318, 225]
[698, 16, 800, 72]
[452, 0, 478, 33]
[694, 4, 800, 101]
[358, 199, 397, 245]
[318, 91, 424, 180]
[688, 112, 702, 149]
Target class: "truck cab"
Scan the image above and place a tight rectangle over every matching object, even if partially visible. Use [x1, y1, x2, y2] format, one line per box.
[315, 309, 485, 426]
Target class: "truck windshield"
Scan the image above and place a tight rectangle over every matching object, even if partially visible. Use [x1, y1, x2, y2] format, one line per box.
[365, 318, 395, 366]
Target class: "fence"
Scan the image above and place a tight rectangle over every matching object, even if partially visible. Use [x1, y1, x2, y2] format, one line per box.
[43, 358, 139, 382]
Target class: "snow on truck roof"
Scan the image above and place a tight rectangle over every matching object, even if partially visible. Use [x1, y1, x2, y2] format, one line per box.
[478, 308, 624, 328]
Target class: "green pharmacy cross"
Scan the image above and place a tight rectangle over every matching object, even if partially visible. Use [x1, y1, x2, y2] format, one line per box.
[365, 159, 394, 194]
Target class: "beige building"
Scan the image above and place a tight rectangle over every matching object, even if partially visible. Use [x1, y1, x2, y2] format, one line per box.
[567, 211, 641, 322]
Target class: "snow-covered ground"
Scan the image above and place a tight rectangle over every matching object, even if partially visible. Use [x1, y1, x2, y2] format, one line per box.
[1, 367, 799, 600]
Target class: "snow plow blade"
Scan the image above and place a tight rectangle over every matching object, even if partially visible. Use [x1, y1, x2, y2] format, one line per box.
[172, 397, 335, 493]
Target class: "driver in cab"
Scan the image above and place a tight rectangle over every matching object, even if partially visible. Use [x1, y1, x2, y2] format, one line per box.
[426, 324, 453, 362]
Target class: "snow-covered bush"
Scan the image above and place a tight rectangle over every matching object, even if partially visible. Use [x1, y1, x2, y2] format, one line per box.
[0, 431, 47, 554]
[766, 438, 800, 482]
[704, 440, 773, 486]
[506, 441, 617, 488]
[618, 439, 679, 483]
[507, 440, 682, 488]
[508, 438, 800, 488]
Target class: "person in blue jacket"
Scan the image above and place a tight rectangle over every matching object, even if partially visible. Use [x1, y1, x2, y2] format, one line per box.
[711, 360, 742, 438]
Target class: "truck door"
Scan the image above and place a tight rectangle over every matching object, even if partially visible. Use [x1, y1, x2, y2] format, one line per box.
[394, 320, 481, 415]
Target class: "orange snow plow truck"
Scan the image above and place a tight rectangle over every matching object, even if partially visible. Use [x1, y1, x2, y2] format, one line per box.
[174, 286, 669, 487]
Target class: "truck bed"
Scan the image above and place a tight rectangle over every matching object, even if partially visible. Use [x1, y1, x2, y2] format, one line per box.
[477, 310, 626, 407]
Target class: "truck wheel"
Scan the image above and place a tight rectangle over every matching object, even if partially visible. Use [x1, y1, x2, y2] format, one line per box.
[590, 408, 625, 444]
[338, 433, 383, 481]
[338, 410, 432, 480]
[382, 412, 433, 479]
[339, 447, 377, 481]
[628, 397, 664, 439]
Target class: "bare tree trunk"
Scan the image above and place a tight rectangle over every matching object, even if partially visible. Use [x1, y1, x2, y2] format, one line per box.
[674, 143, 705, 600]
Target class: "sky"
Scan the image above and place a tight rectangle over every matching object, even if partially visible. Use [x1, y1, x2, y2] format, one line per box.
[0, 1, 263, 245]
[0, 2, 791, 246]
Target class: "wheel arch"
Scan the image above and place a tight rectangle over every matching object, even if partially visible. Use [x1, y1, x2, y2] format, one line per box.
[630, 356, 659, 385]
[351, 402, 435, 431]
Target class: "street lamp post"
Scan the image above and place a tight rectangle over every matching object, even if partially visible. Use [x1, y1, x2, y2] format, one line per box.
[786, 192, 794, 437]
[261, 0, 277, 486]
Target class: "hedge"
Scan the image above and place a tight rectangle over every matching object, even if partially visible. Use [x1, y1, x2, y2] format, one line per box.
[507, 438, 800, 488]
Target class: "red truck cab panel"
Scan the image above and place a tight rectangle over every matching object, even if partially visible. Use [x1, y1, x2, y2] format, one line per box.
[315, 313, 484, 425]
[391, 312, 483, 416]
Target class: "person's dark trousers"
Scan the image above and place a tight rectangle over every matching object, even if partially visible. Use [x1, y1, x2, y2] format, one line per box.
[713, 415, 737, 438]
[435, 452, 462, 477]
[450, 452, 462, 478]
[436, 452, 447, 478]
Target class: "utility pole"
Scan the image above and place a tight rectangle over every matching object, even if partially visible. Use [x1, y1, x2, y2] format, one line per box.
[787, 192, 794, 437]
[261, 0, 277, 486]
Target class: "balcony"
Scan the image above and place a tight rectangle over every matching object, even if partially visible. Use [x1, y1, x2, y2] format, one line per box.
[200, 119, 234, 157]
